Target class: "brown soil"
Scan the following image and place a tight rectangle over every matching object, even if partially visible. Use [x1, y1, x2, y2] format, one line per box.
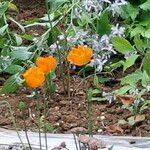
[0, 75, 150, 137]
[0, 0, 149, 137]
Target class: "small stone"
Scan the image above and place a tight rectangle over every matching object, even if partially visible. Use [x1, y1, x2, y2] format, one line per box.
[100, 116, 105, 120]
[97, 129, 103, 133]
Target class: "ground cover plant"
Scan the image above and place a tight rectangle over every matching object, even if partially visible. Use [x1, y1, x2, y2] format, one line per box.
[0, 0, 150, 149]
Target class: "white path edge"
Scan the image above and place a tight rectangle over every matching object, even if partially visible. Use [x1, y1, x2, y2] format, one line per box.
[0, 128, 150, 150]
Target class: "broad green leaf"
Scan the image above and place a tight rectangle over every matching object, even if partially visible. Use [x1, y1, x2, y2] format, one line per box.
[143, 50, 150, 76]
[5, 65, 24, 74]
[96, 11, 111, 36]
[142, 71, 150, 87]
[0, 74, 19, 94]
[0, 1, 8, 16]
[105, 60, 124, 72]
[140, 0, 150, 11]
[123, 55, 139, 71]
[130, 26, 145, 37]
[121, 70, 143, 86]
[140, 100, 150, 112]
[48, 0, 68, 13]
[0, 24, 8, 35]
[115, 85, 134, 95]
[144, 27, 150, 39]
[120, 3, 139, 20]
[134, 35, 143, 53]
[10, 48, 32, 60]
[8, 2, 18, 12]
[126, 4, 139, 20]
[112, 37, 134, 54]
[21, 34, 34, 41]
[14, 34, 22, 46]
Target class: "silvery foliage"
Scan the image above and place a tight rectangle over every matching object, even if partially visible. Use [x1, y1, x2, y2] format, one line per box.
[49, 0, 127, 71]
[0, 56, 12, 71]
[102, 91, 116, 103]
[109, 0, 127, 16]
[91, 34, 116, 72]
[75, 0, 127, 18]
[54, 23, 125, 71]
[83, 0, 110, 13]
[111, 23, 125, 37]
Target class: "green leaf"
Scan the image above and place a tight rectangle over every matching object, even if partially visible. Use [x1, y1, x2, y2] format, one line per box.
[144, 27, 150, 39]
[140, 100, 150, 112]
[121, 70, 143, 86]
[14, 34, 22, 46]
[123, 55, 139, 71]
[48, 0, 68, 13]
[4, 65, 24, 74]
[125, 4, 139, 20]
[0, 74, 19, 94]
[142, 71, 150, 87]
[10, 48, 32, 60]
[112, 37, 134, 54]
[140, 0, 150, 11]
[130, 25, 145, 37]
[0, 1, 8, 16]
[115, 85, 134, 95]
[19, 101, 26, 112]
[0, 24, 8, 35]
[21, 34, 34, 41]
[134, 35, 144, 53]
[8, 2, 18, 12]
[96, 11, 111, 36]
[106, 60, 124, 72]
[143, 50, 150, 76]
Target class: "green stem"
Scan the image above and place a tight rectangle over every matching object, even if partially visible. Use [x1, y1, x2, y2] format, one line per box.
[35, 91, 42, 150]
[0, 101, 25, 148]
[3, 14, 12, 44]
[23, 114, 32, 150]
[87, 101, 93, 137]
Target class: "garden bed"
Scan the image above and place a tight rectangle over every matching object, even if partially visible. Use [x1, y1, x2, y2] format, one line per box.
[0, 75, 150, 137]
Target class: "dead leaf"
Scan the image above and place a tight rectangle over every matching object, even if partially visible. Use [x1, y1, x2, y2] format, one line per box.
[88, 137, 106, 150]
[135, 115, 145, 123]
[78, 135, 89, 144]
[117, 95, 135, 106]
[51, 142, 67, 150]
[106, 124, 123, 133]
[78, 135, 106, 150]
[127, 115, 145, 126]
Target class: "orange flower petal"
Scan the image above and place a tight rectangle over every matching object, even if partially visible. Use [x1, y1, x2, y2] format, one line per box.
[36, 56, 57, 74]
[67, 45, 93, 66]
[23, 67, 45, 88]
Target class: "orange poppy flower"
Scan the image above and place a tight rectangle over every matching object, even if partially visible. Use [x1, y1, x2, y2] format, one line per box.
[67, 45, 93, 66]
[23, 67, 45, 88]
[36, 56, 57, 74]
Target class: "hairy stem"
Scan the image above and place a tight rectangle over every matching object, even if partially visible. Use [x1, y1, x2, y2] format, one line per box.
[0, 101, 25, 147]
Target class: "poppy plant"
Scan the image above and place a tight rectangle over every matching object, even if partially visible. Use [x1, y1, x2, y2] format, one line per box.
[23, 67, 45, 88]
[36, 56, 57, 74]
[67, 45, 93, 66]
